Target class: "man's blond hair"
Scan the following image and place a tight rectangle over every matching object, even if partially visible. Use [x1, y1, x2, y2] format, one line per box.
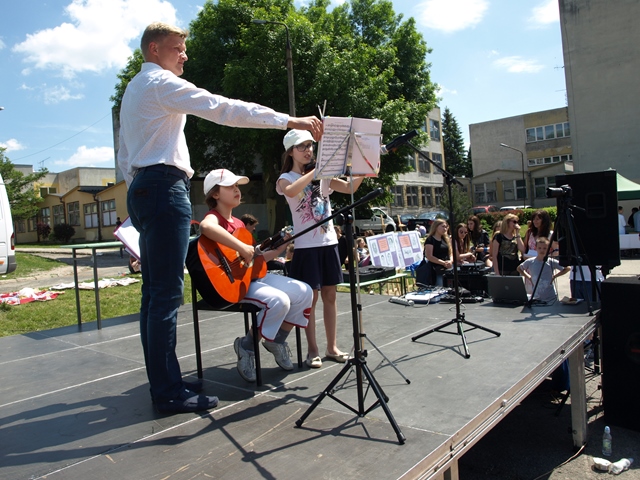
[140, 22, 188, 60]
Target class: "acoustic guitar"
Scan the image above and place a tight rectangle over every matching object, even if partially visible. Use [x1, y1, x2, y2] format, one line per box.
[196, 227, 266, 304]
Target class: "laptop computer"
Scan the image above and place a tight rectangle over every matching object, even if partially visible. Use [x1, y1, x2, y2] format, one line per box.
[486, 275, 532, 305]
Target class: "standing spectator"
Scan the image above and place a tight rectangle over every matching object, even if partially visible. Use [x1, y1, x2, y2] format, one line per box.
[628, 207, 638, 231]
[517, 237, 571, 302]
[491, 214, 526, 276]
[423, 219, 453, 286]
[524, 210, 553, 258]
[618, 206, 627, 234]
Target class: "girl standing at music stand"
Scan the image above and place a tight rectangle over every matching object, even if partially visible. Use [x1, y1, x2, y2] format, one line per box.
[199, 169, 312, 383]
[277, 129, 364, 369]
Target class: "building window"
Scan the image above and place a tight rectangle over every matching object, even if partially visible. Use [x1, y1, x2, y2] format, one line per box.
[391, 186, 404, 207]
[68, 202, 80, 226]
[101, 199, 117, 226]
[430, 119, 440, 142]
[526, 122, 570, 143]
[84, 203, 99, 228]
[528, 154, 572, 167]
[431, 152, 443, 169]
[434, 188, 443, 207]
[474, 182, 497, 204]
[39, 186, 57, 197]
[421, 187, 432, 207]
[503, 179, 526, 201]
[53, 204, 65, 225]
[28, 217, 37, 231]
[418, 157, 430, 173]
[16, 220, 26, 233]
[40, 207, 51, 226]
[534, 176, 556, 199]
[406, 186, 419, 207]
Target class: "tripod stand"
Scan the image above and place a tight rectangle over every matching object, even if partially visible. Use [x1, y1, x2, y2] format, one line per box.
[295, 194, 406, 444]
[527, 188, 598, 316]
[405, 142, 500, 358]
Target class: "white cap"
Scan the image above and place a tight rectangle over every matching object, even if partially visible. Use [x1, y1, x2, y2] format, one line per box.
[203, 169, 249, 197]
[283, 129, 314, 150]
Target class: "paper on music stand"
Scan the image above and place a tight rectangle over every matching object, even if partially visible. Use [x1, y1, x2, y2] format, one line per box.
[315, 116, 382, 179]
[114, 217, 141, 261]
[366, 230, 423, 268]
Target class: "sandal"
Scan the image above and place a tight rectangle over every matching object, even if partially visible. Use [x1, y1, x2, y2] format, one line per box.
[305, 355, 322, 368]
[325, 350, 350, 363]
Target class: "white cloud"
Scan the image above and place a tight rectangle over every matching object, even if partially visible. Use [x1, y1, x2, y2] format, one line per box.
[436, 85, 458, 96]
[0, 139, 26, 152]
[529, 0, 559, 28]
[54, 145, 114, 168]
[43, 85, 85, 104]
[415, 0, 489, 33]
[0, 38, 6, 49]
[12, 0, 178, 78]
[493, 56, 545, 73]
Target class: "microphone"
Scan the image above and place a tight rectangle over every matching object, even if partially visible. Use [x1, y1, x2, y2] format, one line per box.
[389, 296, 414, 307]
[380, 130, 419, 155]
[359, 187, 384, 204]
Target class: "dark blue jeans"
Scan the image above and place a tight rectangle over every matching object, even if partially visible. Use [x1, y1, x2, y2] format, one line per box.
[127, 166, 191, 402]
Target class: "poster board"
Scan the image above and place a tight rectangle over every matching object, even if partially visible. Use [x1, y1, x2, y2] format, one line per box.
[315, 116, 383, 179]
[365, 230, 423, 268]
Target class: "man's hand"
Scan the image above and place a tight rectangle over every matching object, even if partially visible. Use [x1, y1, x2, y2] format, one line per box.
[287, 116, 324, 141]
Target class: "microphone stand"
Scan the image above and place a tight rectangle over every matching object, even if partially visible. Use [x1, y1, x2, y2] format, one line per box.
[405, 142, 501, 358]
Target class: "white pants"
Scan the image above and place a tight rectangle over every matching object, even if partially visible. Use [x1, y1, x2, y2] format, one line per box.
[241, 273, 312, 341]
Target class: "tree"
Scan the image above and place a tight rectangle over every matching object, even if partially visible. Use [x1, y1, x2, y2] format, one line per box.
[0, 148, 48, 220]
[442, 107, 471, 178]
[440, 183, 472, 229]
[111, 0, 438, 232]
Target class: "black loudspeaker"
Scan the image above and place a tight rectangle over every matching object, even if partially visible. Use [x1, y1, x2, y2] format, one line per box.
[600, 277, 640, 432]
[555, 171, 620, 269]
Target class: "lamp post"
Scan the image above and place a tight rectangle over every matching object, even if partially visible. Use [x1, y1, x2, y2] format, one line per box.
[252, 19, 296, 116]
[500, 143, 527, 207]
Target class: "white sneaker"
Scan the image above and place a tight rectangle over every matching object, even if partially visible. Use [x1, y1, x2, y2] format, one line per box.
[262, 340, 293, 371]
[233, 337, 256, 382]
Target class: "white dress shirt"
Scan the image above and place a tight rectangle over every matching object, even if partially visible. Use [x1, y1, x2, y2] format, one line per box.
[118, 62, 289, 186]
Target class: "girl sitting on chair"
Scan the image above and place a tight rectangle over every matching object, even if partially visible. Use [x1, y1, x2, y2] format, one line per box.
[198, 169, 312, 383]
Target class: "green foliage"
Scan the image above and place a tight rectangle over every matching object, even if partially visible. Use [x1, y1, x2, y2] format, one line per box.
[51, 223, 76, 243]
[440, 183, 472, 227]
[0, 148, 48, 220]
[110, 49, 144, 111]
[36, 223, 51, 241]
[111, 0, 437, 224]
[442, 107, 470, 177]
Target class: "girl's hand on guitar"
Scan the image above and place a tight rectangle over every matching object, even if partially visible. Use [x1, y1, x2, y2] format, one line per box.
[239, 243, 255, 264]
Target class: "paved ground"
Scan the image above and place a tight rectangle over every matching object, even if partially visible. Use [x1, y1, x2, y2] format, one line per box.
[3, 249, 639, 479]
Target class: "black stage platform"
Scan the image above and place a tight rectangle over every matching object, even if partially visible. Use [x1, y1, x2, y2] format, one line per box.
[0, 293, 595, 479]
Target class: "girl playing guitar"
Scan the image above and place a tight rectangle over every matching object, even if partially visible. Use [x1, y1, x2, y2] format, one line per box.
[198, 169, 312, 383]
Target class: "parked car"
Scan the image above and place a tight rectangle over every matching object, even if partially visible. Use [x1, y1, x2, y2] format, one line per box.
[406, 210, 449, 233]
[499, 205, 531, 211]
[395, 213, 416, 231]
[472, 205, 499, 215]
[353, 206, 396, 234]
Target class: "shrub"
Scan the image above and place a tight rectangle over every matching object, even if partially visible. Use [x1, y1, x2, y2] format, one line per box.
[52, 223, 76, 243]
[36, 222, 51, 242]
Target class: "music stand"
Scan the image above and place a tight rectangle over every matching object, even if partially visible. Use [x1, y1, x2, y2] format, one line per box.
[405, 142, 501, 358]
[295, 190, 406, 444]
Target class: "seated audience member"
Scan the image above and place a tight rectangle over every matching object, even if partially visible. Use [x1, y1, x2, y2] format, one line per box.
[467, 215, 491, 267]
[517, 237, 571, 302]
[453, 223, 476, 264]
[240, 213, 259, 239]
[423, 219, 453, 286]
[334, 225, 349, 267]
[356, 237, 371, 267]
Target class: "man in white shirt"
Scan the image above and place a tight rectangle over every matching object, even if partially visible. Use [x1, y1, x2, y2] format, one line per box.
[118, 22, 322, 414]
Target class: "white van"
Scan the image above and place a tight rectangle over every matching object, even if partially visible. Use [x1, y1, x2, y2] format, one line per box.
[0, 174, 16, 274]
[353, 206, 396, 234]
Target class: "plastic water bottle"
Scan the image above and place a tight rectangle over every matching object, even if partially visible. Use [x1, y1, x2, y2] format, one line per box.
[609, 458, 633, 475]
[602, 426, 612, 456]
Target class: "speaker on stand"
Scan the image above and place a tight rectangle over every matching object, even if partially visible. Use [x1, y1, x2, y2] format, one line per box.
[600, 277, 640, 432]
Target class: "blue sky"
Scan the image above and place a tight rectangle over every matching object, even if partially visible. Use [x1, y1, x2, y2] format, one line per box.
[0, 0, 565, 173]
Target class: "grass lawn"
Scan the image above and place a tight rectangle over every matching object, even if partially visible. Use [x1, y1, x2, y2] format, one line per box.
[0, 253, 194, 337]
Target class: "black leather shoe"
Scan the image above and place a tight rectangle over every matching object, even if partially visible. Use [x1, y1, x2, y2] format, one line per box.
[155, 389, 219, 414]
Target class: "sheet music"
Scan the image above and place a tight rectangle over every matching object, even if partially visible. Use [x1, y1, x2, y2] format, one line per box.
[114, 217, 141, 260]
[315, 116, 383, 179]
